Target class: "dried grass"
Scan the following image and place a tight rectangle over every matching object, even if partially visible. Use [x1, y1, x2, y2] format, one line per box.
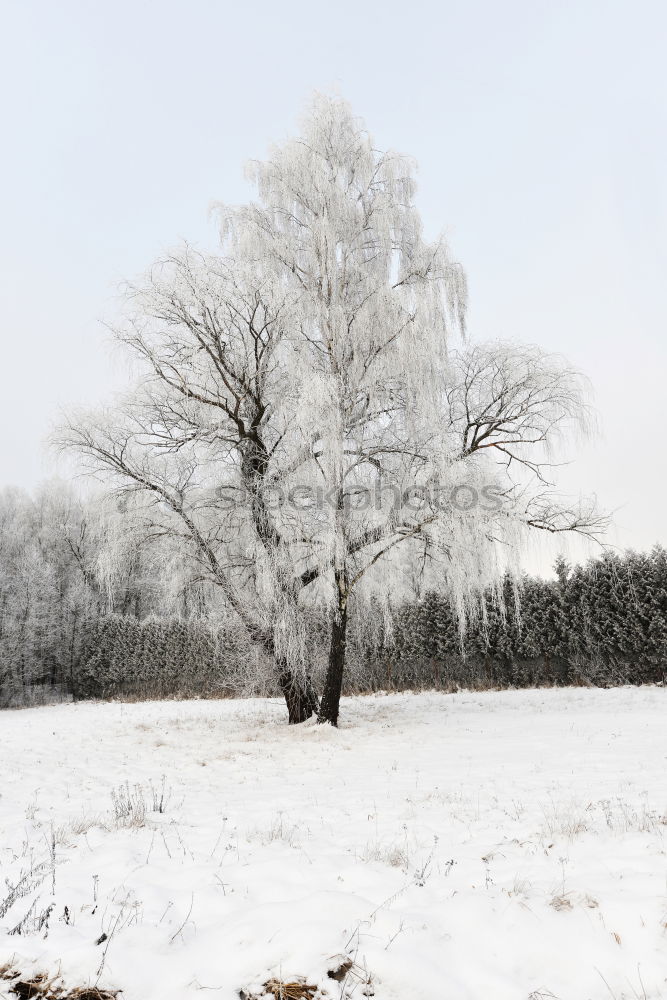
[549, 893, 573, 911]
[263, 981, 318, 1000]
[0, 967, 119, 1000]
[240, 980, 318, 1000]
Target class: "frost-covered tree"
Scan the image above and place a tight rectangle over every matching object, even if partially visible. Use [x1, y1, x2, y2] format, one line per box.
[0, 481, 223, 705]
[216, 98, 604, 723]
[58, 95, 605, 724]
[0, 483, 107, 703]
[58, 245, 322, 720]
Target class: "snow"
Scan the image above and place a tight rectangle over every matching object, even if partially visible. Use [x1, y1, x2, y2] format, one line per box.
[1, 688, 666, 999]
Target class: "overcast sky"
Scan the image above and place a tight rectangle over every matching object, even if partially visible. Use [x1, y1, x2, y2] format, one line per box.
[1, 0, 665, 571]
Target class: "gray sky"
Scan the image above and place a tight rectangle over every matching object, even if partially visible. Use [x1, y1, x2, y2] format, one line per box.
[1, 0, 665, 570]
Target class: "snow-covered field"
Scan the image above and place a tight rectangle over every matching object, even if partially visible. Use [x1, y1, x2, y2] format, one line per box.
[1, 688, 666, 1000]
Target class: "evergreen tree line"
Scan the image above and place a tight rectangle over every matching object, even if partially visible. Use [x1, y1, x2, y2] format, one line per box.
[71, 615, 267, 701]
[359, 548, 667, 692]
[2, 484, 666, 707]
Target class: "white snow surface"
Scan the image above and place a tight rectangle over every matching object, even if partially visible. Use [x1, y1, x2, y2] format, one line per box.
[1, 688, 666, 999]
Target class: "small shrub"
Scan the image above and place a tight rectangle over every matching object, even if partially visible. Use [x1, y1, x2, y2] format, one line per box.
[110, 782, 146, 828]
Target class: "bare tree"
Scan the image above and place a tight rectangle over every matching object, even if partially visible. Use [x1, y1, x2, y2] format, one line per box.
[58, 248, 321, 721]
[57, 95, 605, 725]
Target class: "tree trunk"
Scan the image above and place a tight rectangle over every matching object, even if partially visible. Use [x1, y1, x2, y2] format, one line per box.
[318, 596, 348, 727]
[69, 610, 79, 702]
[277, 662, 319, 724]
[241, 436, 319, 724]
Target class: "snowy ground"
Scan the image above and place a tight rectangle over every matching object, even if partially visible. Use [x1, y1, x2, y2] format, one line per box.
[1, 688, 666, 1000]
